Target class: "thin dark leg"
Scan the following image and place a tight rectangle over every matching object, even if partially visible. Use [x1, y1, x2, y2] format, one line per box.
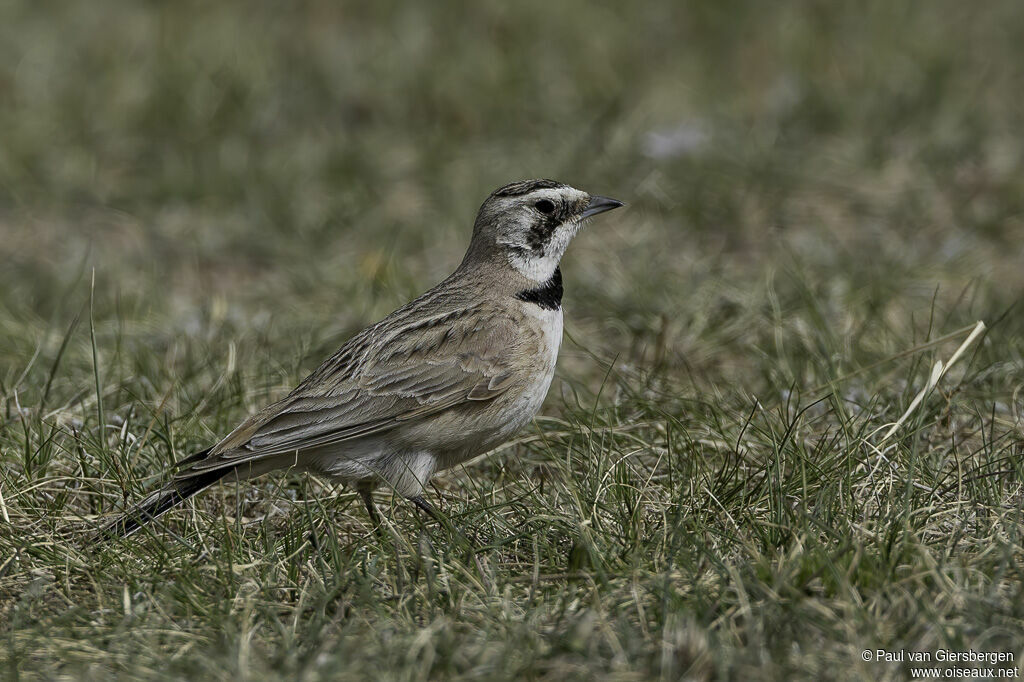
[359, 486, 405, 593]
[359, 488, 382, 527]
[410, 496, 489, 586]
[409, 495, 476, 552]
[410, 495, 440, 522]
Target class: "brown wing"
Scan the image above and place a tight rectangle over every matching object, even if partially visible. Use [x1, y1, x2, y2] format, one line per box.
[178, 302, 520, 477]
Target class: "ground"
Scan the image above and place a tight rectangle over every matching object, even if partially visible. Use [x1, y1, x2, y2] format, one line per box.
[1, 2, 1023, 680]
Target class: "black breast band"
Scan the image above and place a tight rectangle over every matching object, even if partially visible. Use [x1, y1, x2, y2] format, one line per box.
[515, 267, 563, 311]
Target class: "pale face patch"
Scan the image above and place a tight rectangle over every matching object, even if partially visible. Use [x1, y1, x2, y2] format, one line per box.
[491, 186, 590, 283]
[507, 225, 579, 281]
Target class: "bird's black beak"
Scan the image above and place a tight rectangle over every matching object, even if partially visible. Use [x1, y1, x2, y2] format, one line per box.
[581, 195, 624, 219]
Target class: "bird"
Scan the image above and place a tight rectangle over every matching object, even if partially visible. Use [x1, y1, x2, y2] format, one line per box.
[102, 179, 623, 538]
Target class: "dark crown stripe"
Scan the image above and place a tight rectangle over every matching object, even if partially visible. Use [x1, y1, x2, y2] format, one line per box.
[492, 179, 565, 198]
[515, 267, 563, 311]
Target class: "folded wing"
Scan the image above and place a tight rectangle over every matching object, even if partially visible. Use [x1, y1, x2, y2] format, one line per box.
[177, 303, 520, 479]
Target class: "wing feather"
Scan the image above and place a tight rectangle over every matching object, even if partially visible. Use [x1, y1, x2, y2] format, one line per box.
[177, 302, 523, 478]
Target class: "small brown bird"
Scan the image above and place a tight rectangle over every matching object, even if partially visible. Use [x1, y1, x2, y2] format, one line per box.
[105, 179, 623, 537]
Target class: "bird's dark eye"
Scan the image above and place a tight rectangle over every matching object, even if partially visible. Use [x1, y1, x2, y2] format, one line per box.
[535, 199, 555, 214]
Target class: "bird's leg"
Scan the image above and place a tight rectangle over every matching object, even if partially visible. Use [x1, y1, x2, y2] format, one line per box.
[409, 495, 476, 553]
[410, 495, 491, 588]
[359, 487, 382, 528]
[409, 495, 440, 522]
[358, 485, 409, 592]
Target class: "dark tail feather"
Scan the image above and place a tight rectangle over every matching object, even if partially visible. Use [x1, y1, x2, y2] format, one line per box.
[172, 446, 212, 470]
[99, 465, 228, 539]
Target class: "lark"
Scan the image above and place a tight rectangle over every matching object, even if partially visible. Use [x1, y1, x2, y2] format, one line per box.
[104, 179, 623, 537]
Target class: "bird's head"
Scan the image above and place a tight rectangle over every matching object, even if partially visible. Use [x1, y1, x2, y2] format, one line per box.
[465, 179, 623, 283]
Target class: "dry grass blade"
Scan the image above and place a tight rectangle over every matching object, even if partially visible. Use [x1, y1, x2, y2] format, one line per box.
[878, 321, 987, 444]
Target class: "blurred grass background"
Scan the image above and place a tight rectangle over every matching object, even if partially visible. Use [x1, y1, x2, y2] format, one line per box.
[1, 1, 1023, 680]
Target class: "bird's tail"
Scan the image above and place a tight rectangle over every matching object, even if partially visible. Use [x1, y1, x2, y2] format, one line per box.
[99, 450, 228, 539]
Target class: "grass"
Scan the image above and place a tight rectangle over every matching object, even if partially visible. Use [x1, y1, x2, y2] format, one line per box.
[2, 1, 1024, 679]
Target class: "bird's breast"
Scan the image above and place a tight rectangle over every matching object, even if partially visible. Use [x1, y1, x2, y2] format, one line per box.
[521, 298, 563, 373]
[426, 303, 563, 471]
[508, 302, 562, 420]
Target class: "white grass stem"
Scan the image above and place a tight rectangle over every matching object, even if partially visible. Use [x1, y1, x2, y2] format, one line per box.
[878, 320, 986, 444]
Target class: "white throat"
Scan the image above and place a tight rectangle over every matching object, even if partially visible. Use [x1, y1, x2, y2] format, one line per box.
[503, 220, 580, 283]
[508, 249, 560, 282]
